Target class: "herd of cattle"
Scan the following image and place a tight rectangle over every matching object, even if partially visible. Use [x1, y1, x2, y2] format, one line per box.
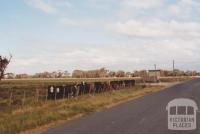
[47, 80, 135, 100]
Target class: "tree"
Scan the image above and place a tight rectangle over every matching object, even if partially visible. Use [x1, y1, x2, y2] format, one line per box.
[0, 54, 12, 81]
[72, 70, 85, 78]
[116, 70, 125, 77]
[108, 71, 116, 77]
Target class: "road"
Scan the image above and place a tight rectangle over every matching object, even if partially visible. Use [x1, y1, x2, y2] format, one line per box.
[42, 79, 200, 134]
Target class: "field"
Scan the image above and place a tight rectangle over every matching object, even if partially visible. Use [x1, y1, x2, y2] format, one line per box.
[0, 77, 141, 110]
[0, 85, 164, 134]
[0, 76, 194, 134]
[0, 76, 193, 111]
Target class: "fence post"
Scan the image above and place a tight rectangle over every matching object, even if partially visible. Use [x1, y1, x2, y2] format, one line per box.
[9, 90, 13, 113]
[22, 90, 26, 108]
[63, 87, 66, 99]
[35, 88, 39, 103]
[54, 88, 57, 102]
[45, 87, 48, 102]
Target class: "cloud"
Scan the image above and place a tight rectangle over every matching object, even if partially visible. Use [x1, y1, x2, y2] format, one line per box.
[7, 37, 200, 74]
[59, 17, 107, 29]
[120, 0, 162, 9]
[8, 0, 200, 74]
[59, 18, 93, 28]
[168, 0, 200, 19]
[24, 0, 57, 14]
[168, 5, 181, 16]
[110, 19, 200, 38]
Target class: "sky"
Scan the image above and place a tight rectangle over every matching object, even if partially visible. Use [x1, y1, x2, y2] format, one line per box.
[0, 0, 200, 74]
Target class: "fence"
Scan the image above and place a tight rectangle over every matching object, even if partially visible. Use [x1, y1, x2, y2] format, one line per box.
[0, 79, 136, 113]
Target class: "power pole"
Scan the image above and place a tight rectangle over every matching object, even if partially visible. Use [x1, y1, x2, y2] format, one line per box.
[173, 60, 175, 76]
[154, 64, 157, 70]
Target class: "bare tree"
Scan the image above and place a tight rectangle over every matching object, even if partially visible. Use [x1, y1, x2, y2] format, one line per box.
[108, 71, 116, 77]
[116, 70, 125, 77]
[0, 54, 12, 81]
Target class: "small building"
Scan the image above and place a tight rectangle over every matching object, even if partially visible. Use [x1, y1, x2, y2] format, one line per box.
[148, 70, 161, 77]
[143, 70, 161, 83]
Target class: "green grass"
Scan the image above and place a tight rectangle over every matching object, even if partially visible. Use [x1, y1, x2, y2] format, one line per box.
[0, 85, 163, 134]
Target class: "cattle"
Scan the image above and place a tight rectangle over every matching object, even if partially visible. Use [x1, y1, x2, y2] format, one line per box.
[94, 82, 103, 93]
[47, 79, 136, 100]
[65, 84, 74, 98]
[47, 85, 56, 100]
[47, 85, 65, 100]
[123, 80, 135, 88]
[110, 81, 119, 90]
[77, 81, 89, 96]
[88, 83, 95, 95]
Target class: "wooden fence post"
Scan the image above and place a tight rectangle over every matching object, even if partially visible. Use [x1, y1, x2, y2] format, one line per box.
[45, 87, 48, 102]
[54, 88, 57, 102]
[35, 88, 39, 103]
[9, 90, 13, 113]
[22, 90, 26, 108]
[63, 87, 66, 99]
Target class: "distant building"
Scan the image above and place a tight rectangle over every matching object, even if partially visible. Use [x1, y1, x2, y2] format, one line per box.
[148, 70, 161, 77]
[143, 70, 161, 83]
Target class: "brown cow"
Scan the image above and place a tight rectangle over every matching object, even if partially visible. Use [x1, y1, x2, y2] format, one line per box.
[89, 83, 95, 95]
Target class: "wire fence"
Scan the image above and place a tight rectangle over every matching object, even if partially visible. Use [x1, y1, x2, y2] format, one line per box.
[0, 80, 136, 113]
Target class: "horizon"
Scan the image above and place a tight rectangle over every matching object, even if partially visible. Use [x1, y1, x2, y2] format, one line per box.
[1, 0, 200, 74]
[4, 67, 200, 76]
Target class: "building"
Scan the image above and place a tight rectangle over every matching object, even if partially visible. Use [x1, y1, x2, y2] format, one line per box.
[143, 70, 161, 83]
[148, 70, 161, 77]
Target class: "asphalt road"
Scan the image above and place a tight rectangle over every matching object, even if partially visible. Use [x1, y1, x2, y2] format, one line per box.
[42, 79, 200, 134]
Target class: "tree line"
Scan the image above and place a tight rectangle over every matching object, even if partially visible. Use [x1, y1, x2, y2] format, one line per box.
[4, 68, 200, 79]
[0, 54, 200, 80]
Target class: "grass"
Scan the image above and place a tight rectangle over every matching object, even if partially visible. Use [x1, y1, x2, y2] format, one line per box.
[0, 76, 193, 134]
[0, 85, 164, 134]
[159, 76, 194, 82]
[0, 77, 141, 102]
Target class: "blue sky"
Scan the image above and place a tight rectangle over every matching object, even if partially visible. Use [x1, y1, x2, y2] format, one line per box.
[1, 0, 200, 74]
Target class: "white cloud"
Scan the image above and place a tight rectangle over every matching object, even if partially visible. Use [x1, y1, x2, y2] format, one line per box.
[59, 17, 107, 29]
[168, 5, 181, 16]
[168, 0, 200, 19]
[24, 0, 57, 14]
[10, 0, 200, 74]
[7, 38, 200, 74]
[59, 18, 93, 28]
[120, 0, 162, 9]
[110, 19, 200, 38]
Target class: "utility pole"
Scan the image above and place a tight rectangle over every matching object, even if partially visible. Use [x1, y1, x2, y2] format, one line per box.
[154, 64, 157, 70]
[154, 64, 157, 82]
[173, 60, 175, 76]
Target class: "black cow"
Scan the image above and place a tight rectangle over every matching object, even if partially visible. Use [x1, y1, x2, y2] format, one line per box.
[47, 85, 65, 100]
[77, 81, 88, 96]
[47, 79, 136, 100]
[47, 85, 56, 100]
[123, 80, 135, 88]
[94, 82, 104, 93]
[64, 84, 74, 99]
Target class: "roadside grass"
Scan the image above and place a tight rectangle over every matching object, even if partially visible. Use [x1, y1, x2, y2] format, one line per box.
[0, 85, 164, 134]
[159, 76, 194, 82]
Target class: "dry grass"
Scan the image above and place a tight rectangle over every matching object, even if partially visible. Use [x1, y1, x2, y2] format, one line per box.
[0, 85, 164, 134]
